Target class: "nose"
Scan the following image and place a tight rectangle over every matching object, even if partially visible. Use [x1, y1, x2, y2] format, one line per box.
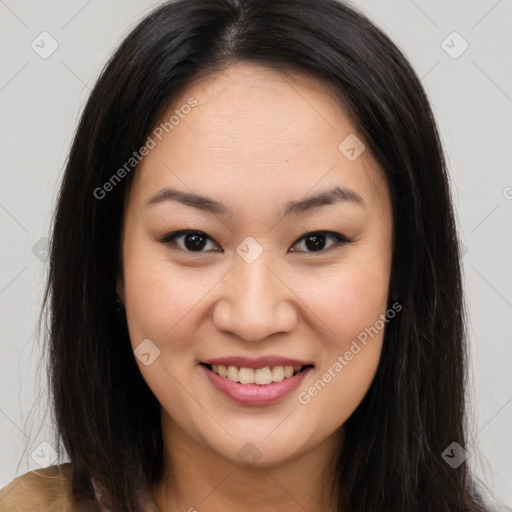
[212, 253, 298, 343]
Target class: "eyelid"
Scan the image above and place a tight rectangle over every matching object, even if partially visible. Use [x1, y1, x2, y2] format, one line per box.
[160, 228, 354, 253]
[160, 229, 221, 250]
[292, 228, 352, 245]
[289, 230, 353, 254]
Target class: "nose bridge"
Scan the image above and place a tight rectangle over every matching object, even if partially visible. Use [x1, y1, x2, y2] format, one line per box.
[213, 246, 297, 342]
[235, 252, 275, 310]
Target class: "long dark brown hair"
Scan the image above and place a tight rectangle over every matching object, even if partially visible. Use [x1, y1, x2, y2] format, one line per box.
[37, 0, 489, 510]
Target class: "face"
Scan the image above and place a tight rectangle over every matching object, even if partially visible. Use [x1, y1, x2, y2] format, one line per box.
[117, 62, 393, 468]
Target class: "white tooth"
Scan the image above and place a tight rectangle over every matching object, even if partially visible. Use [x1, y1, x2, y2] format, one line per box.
[254, 367, 273, 385]
[293, 365, 301, 373]
[284, 365, 294, 378]
[271, 366, 285, 382]
[218, 364, 228, 378]
[212, 364, 219, 374]
[227, 365, 240, 382]
[239, 367, 255, 384]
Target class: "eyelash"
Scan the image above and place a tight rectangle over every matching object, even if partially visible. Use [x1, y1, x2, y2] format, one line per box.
[160, 229, 353, 254]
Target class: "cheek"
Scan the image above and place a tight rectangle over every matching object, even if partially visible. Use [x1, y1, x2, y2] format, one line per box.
[294, 254, 391, 419]
[122, 234, 205, 350]
[308, 256, 391, 347]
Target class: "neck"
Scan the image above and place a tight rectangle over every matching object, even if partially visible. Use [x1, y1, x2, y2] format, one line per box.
[152, 410, 343, 512]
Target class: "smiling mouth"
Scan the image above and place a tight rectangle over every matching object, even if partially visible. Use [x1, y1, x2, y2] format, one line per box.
[200, 363, 314, 386]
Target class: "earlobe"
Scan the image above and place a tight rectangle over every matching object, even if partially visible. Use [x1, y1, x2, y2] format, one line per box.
[116, 274, 125, 305]
[388, 280, 399, 303]
[115, 275, 126, 321]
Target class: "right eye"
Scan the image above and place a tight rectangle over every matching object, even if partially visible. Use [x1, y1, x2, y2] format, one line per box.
[161, 230, 221, 253]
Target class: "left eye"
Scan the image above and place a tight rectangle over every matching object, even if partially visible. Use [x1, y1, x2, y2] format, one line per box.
[290, 231, 351, 253]
[161, 230, 351, 253]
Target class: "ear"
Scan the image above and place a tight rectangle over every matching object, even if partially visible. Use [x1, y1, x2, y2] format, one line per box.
[115, 237, 125, 303]
[116, 272, 125, 305]
[388, 278, 399, 303]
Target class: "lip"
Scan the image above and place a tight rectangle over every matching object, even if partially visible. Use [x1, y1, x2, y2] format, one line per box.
[201, 355, 314, 369]
[200, 363, 314, 406]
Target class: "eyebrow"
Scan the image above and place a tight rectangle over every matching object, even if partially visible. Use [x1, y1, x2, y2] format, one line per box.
[145, 185, 365, 217]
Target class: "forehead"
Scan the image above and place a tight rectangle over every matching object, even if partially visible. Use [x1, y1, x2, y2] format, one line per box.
[129, 62, 389, 214]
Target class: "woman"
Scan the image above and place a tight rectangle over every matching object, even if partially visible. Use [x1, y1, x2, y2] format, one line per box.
[0, 0, 490, 510]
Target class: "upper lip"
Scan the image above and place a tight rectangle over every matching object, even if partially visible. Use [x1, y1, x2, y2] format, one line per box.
[201, 356, 314, 369]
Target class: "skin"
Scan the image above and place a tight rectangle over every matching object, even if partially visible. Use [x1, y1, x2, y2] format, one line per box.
[117, 61, 393, 511]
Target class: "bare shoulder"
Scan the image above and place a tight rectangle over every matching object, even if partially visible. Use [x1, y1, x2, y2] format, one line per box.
[0, 463, 97, 512]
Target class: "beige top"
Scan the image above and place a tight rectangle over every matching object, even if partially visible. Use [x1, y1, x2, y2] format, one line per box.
[0, 463, 161, 512]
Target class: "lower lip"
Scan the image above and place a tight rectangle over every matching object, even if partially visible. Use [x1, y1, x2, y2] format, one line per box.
[200, 364, 313, 406]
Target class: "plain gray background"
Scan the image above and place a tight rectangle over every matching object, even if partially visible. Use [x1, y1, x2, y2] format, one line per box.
[1, 0, 511, 509]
